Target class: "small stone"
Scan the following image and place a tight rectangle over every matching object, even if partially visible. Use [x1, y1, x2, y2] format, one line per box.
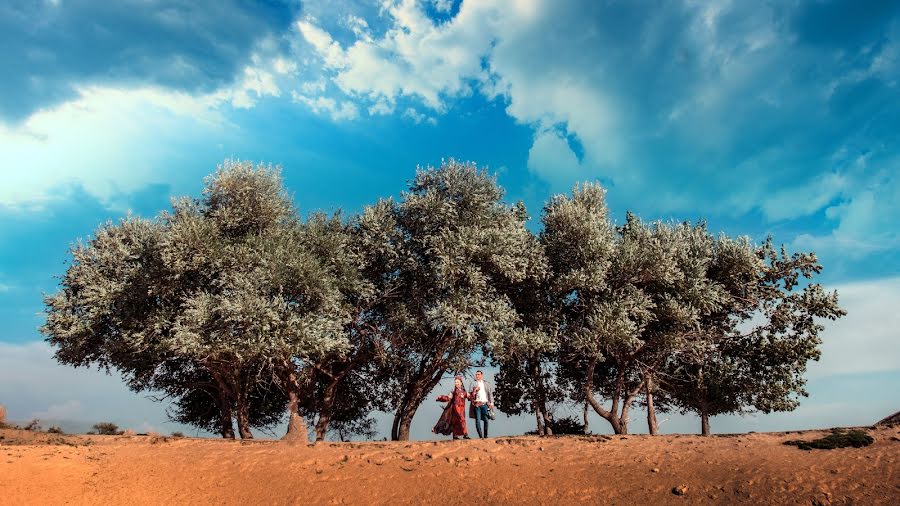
[672, 485, 688, 496]
[651, 468, 660, 473]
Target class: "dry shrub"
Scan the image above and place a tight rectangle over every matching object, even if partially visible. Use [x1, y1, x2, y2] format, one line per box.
[0, 405, 7, 425]
[122, 428, 136, 437]
[92, 422, 122, 435]
[784, 429, 874, 450]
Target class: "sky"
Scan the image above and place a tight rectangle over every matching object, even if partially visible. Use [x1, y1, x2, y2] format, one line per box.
[1, 0, 898, 439]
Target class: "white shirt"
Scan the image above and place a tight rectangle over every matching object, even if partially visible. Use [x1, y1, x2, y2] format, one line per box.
[475, 379, 488, 403]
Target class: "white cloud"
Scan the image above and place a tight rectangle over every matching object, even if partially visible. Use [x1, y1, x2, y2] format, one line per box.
[761, 172, 847, 221]
[807, 276, 900, 378]
[792, 166, 900, 257]
[0, 86, 232, 210]
[293, 0, 899, 261]
[291, 92, 360, 121]
[526, 129, 583, 193]
[32, 399, 84, 421]
[401, 107, 435, 125]
[225, 65, 281, 109]
[297, 0, 502, 112]
[431, 0, 453, 14]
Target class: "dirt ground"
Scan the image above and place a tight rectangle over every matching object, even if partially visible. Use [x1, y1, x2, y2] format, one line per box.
[2, 425, 898, 505]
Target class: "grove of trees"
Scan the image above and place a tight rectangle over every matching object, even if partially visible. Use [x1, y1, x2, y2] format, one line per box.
[42, 160, 845, 441]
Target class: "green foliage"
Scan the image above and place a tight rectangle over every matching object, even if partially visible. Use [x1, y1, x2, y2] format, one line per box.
[662, 236, 847, 431]
[784, 429, 874, 450]
[372, 159, 546, 439]
[41, 158, 846, 441]
[43, 160, 366, 439]
[92, 422, 121, 435]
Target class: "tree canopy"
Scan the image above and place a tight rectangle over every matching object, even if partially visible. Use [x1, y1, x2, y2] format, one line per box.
[43, 159, 845, 440]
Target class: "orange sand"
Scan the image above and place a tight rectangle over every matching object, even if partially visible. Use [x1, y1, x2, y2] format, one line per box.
[2, 426, 898, 505]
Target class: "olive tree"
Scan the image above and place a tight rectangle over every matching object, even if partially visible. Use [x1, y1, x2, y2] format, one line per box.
[661, 238, 846, 435]
[43, 161, 358, 442]
[371, 160, 542, 441]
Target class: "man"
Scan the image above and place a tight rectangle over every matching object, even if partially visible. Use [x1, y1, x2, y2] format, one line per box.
[468, 370, 495, 438]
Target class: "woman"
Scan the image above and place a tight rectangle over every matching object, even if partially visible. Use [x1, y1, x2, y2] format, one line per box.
[432, 375, 472, 440]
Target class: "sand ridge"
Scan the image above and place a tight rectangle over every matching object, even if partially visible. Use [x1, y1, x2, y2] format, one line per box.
[2, 426, 899, 505]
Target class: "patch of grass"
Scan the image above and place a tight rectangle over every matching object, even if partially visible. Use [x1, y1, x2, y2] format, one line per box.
[783, 428, 874, 450]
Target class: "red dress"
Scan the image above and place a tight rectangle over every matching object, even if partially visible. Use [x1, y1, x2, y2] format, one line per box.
[433, 387, 471, 437]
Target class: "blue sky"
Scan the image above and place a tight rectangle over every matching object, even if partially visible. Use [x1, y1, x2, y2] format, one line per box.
[1, 0, 898, 438]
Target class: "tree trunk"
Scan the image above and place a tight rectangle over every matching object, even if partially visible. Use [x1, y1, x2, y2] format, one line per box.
[583, 402, 589, 434]
[529, 358, 552, 436]
[281, 370, 308, 444]
[392, 363, 446, 441]
[700, 402, 710, 436]
[395, 387, 428, 441]
[314, 379, 340, 441]
[543, 411, 555, 435]
[209, 369, 235, 439]
[215, 388, 235, 439]
[533, 402, 546, 436]
[646, 375, 658, 435]
[391, 408, 403, 441]
[235, 386, 253, 440]
[584, 358, 626, 434]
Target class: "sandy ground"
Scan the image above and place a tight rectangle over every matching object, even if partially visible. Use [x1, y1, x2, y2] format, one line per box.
[1, 426, 898, 505]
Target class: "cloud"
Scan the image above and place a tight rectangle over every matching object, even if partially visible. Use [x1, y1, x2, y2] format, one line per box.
[296, 0, 501, 114]
[792, 163, 900, 258]
[401, 107, 436, 125]
[295, 1, 900, 260]
[0, 341, 202, 434]
[526, 129, 583, 193]
[291, 93, 360, 121]
[32, 399, 84, 421]
[0, 86, 236, 209]
[807, 276, 900, 378]
[0, 0, 298, 123]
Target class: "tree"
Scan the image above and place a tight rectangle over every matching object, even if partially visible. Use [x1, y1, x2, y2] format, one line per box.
[93, 422, 121, 435]
[661, 238, 845, 435]
[43, 161, 357, 442]
[545, 184, 721, 435]
[372, 160, 542, 440]
[490, 251, 561, 436]
[298, 209, 401, 441]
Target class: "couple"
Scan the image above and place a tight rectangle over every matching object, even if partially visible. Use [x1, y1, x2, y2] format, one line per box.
[432, 370, 495, 440]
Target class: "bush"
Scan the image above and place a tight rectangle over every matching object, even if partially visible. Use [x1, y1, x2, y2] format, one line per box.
[92, 422, 122, 435]
[47, 426, 65, 434]
[525, 416, 587, 436]
[784, 429, 874, 450]
[23, 419, 41, 431]
[171, 431, 185, 438]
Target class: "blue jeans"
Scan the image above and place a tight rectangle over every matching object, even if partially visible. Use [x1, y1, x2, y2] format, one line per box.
[473, 404, 489, 438]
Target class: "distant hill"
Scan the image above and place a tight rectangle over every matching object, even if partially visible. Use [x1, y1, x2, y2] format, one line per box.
[875, 410, 900, 426]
